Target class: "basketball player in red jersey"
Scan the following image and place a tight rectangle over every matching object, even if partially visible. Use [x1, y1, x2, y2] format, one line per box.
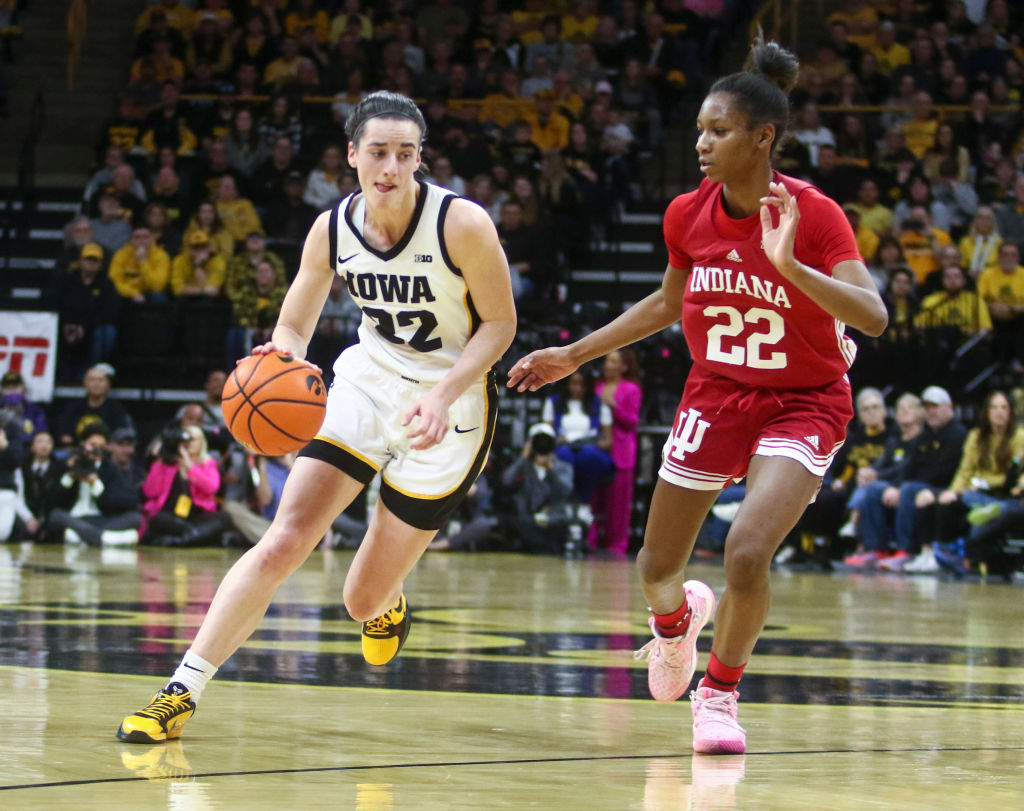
[508, 37, 887, 754]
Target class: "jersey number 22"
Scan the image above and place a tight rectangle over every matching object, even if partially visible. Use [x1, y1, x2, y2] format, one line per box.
[703, 305, 786, 369]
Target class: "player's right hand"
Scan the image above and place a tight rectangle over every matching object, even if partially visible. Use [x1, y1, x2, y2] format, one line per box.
[506, 347, 578, 392]
[248, 343, 322, 375]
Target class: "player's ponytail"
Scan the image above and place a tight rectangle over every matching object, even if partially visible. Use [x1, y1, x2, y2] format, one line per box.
[708, 31, 799, 154]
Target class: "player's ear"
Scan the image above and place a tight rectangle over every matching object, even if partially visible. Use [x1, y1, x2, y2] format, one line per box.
[347, 142, 358, 168]
[758, 123, 775, 149]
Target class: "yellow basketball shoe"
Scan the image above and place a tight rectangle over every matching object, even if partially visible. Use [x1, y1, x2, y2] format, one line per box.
[361, 594, 411, 666]
[116, 683, 196, 744]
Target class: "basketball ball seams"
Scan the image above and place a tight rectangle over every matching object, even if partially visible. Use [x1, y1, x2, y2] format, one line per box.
[222, 353, 327, 456]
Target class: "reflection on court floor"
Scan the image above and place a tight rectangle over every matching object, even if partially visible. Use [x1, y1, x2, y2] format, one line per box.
[1, 545, 1022, 809]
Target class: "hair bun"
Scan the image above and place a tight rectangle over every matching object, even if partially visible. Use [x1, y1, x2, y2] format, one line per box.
[744, 32, 799, 94]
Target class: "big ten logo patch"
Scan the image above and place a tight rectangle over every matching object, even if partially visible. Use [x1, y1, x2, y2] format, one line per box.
[0, 335, 51, 378]
[669, 408, 710, 460]
[414, 254, 433, 263]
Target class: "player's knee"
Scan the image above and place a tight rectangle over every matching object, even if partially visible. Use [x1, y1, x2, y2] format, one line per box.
[253, 522, 315, 576]
[636, 544, 683, 586]
[723, 542, 771, 589]
[342, 585, 383, 622]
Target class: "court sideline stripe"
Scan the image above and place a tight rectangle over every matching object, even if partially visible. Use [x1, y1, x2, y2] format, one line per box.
[3, 745, 1024, 791]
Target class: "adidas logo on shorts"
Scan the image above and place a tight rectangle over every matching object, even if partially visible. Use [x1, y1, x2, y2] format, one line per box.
[804, 435, 820, 450]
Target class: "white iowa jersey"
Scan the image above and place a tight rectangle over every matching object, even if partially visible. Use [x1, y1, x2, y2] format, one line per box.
[330, 180, 479, 382]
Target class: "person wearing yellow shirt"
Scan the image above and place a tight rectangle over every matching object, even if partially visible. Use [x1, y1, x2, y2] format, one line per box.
[528, 90, 570, 151]
[977, 242, 1024, 364]
[898, 206, 952, 285]
[915, 264, 993, 335]
[214, 176, 262, 243]
[959, 206, 1003, 280]
[843, 204, 879, 271]
[135, 0, 193, 37]
[285, 0, 329, 43]
[171, 231, 227, 298]
[850, 178, 894, 236]
[870, 21, 910, 75]
[562, 2, 599, 43]
[329, 0, 373, 43]
[902, 91, 939, 158]
[264, 36, 307, 89]
[109, 227, 172, 303]
[479, 71, 536, 129]
[827, 0, 879, 49]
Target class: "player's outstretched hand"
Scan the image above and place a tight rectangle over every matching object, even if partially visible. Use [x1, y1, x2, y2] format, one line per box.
[247, 342, 323, 375]
[759, 181, 800, 277]
[506, 346, 578, 392]
[403, 389, 451, 450]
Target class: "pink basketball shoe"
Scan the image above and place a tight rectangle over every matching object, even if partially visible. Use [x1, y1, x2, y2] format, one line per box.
[691, 680, 747, 754]
[633, 580, 716, 702]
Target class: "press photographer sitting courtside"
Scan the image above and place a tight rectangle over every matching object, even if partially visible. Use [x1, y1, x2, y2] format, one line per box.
[44, 423, 143, 545]
[500, 424, 574, 554]
[143, 424, 228, 546]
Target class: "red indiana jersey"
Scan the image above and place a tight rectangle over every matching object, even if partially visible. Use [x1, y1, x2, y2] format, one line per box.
[664, 172, 862, 389]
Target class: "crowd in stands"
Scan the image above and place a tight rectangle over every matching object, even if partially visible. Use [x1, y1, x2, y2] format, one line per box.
[4, 1, 1024, 578]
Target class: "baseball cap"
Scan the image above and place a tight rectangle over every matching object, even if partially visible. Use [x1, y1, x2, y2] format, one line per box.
[90, 362, 116, 379]
[921, 385, 952, 406]
[80, 242, 103, 260]
[535, 88, 555, 100]
[110, 427, 137, 443]
[528, 422, 556, 439]
[473, 38, 492, 50]
[247, 229, 266, 239]
[285, 170, 305, 184]
[594, 80, 613, 94]
[1, 370, 24, 387]
[188, 229, 210, 247]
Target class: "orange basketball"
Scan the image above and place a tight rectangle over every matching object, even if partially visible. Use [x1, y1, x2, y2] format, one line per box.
[221, 353, 327, 455]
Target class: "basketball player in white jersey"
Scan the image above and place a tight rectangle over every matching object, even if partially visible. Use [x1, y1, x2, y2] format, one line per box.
[118, 91, 517, 744]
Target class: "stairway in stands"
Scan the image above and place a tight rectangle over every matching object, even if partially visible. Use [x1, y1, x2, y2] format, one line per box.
[570, 207, 668, 306]
[0, 185, 80, 301]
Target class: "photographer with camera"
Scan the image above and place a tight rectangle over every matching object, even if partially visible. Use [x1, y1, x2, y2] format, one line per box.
[500, 423, 574, 554]
[44, 423, 144, 545]
[142, 424, 228, 546]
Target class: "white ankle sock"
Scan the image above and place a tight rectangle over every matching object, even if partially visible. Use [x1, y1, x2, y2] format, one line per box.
[169, 650, 218, 700]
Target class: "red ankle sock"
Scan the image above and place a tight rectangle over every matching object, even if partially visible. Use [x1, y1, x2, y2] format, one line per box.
[703, 652, 746, 692]
[652, 599, 692, 639]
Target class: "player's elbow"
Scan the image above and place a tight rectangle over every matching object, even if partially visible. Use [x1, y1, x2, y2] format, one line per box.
[857, 303, 889, 338]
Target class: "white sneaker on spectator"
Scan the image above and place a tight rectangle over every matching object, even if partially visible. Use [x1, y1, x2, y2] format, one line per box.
[904, 546, 940, 573]
[838, 520, 856, 538]
[711, 502, 741, 523]
[576, 504, 594, 525]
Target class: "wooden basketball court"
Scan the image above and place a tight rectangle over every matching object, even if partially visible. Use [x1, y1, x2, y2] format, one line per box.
[1, 544, 1022, 809]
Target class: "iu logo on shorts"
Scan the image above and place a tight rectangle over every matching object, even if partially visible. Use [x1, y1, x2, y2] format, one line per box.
[670, 408, 711, 460]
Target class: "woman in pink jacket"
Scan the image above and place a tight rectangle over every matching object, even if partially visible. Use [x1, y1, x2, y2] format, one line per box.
[587, 348, 643, 556]
[144, 424, 227, 546]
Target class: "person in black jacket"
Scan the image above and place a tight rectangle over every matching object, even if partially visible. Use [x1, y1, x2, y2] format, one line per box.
[48, 243, 122, 384]
[841, 392, 926, 565]
[56, 364, 133, 449]
[19, 431, 63, 540]
[43, 424, 143, 546]
[857, 386, 967, 570]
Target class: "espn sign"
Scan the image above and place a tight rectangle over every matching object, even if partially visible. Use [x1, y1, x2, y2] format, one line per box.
[0, 311, 58, 402]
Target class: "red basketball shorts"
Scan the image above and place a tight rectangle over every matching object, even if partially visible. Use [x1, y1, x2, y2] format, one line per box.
[657, 367, 853, 491]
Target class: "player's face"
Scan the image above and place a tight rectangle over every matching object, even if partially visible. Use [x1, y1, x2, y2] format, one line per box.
[695, 93, 771, 185]
[349, 118, 422, 207]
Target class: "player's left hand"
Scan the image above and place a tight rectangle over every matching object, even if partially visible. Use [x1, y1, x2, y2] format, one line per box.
[403, 390, 452, 450]
[760, 181, 800, 276]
